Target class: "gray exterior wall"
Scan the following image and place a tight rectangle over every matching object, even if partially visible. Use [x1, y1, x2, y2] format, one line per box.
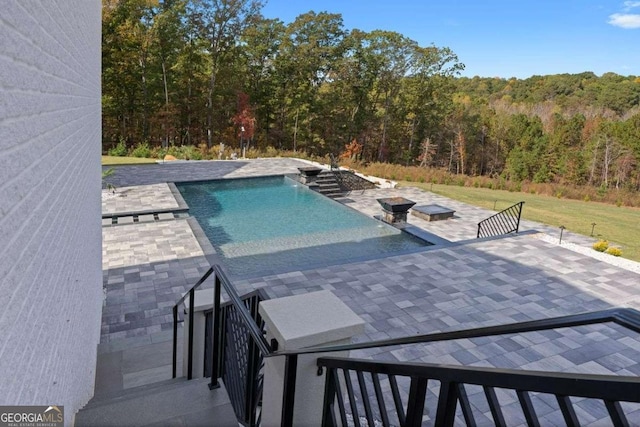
[0, 1, 102, 423]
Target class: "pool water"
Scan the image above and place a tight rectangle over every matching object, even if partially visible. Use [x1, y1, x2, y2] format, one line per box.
[178, 176, 429, 277]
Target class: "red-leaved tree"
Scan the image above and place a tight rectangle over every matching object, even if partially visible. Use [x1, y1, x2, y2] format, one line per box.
[232, 92, 256, 148]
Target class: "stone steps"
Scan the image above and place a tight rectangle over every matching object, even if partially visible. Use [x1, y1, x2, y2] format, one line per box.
[315, 172, 346, 199]
[76, 378, 237, 426]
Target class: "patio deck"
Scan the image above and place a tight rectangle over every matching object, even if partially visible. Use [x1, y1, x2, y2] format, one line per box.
[100, 158, 640, 424]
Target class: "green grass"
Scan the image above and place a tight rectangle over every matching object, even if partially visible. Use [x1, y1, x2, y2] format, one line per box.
[402, 181, 640, 262]
[102, 155, 157, 165]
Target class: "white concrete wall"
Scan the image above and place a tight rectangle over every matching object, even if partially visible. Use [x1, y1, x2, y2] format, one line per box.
[0, 1, 102, 424]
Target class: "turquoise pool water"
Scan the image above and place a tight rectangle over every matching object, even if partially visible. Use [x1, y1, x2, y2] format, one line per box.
[178, 176, 429, 277]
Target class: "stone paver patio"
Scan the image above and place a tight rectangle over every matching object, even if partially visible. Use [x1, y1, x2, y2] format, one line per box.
[100, 158, 640, 424]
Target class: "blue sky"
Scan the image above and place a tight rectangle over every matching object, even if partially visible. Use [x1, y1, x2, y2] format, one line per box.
[261, 0, 639, 79]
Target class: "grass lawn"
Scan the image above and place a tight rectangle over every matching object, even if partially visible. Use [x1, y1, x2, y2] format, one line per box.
[402, 181, 640, 262]
[102, 155, 157, 165]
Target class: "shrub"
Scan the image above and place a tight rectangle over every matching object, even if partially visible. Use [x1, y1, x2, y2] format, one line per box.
[151, 147, 162, 159]
[197, 143, 209, 159]
[597, 184, 607, 198]
[131, 142, 151, 158]
[182, 145, 203, 160]
[605, 247, 623, 257]
[165, 145, 182, 158]
[102, 168, 116, 192]
[263, 146, 279, 157]
[107, 139, 127, 156]
[593, 240, 609, 252]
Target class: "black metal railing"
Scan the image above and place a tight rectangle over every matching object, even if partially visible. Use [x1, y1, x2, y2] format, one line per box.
[171, 265, 283, 425]
[174, 264, 640, 427]
[297, 307, 640, 427]
[207, 265, 300, 427]
[318, 357, 640, 427]
[329, 153, 346, 190]
[477, 201, 524, 238]
[283, 307, 640, 357]
[204, 288, 269, 426]
[172, 266, 214, 380]
[329, 153, 341, 172]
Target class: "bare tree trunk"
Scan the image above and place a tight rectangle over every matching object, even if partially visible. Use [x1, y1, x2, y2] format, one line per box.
[378, 94, 391, 162]
[420, 137, 432, 168]
[207, 71, 216, 148]
[293, 109, 299, 152]
[449, 139, 454, 172]
[378, 117, 387, 161]
[140, 56, 149, 141]
[455, 129, 465, 174]
[603, 137, 611, 187]
[162, 60, 170, 148]
[588, 138, 600, 185]
[407, 117, 416, 166]
[186, 77, 192, 146]
[480, 125, 486, 175]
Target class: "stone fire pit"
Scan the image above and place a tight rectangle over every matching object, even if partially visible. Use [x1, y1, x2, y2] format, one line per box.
[297, 166, 324, 184]
[377, 197, 416, 224]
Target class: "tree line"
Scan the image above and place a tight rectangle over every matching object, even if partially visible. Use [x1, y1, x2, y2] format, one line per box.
[103, 0, 640, 190]
[446, 74, 640, 189]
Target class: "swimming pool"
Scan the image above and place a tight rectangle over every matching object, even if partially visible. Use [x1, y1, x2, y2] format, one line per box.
[178, 176, 430, 277]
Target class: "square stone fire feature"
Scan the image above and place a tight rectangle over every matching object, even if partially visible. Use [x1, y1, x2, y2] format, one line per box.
[376, 197, 416, 224]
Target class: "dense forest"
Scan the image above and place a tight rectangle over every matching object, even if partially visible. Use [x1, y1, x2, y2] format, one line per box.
[103, 0, 640, 190]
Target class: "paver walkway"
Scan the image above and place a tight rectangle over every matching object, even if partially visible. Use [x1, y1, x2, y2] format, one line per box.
[102, 183, 183, 216]
[342, 186, 594, 246]
[100, 159, 640, 424]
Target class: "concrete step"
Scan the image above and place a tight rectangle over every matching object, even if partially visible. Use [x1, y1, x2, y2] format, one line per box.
[318, 184, 341, 190]
[315, 176, 336, 182]
[82, 377, 190, 410]
[316, 180, 340, 187]
[76, 378, 238, 427]
[309, 172, 346, 198]
[316, 172, 338, 181]
[322, 192, 347, 199]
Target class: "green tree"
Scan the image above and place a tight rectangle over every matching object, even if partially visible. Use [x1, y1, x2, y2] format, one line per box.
[275, 12, 346, 153]
[187, 0, 263, 147]
[240, 17, 286, 147]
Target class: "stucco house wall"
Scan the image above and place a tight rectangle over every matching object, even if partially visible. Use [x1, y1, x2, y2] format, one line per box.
[0, 1, 102, 423]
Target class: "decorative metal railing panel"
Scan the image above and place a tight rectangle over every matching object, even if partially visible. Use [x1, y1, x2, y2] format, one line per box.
[205, 289, 268, 427]
[318, 357, 640, 427]
[477, 201, 524, 239]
